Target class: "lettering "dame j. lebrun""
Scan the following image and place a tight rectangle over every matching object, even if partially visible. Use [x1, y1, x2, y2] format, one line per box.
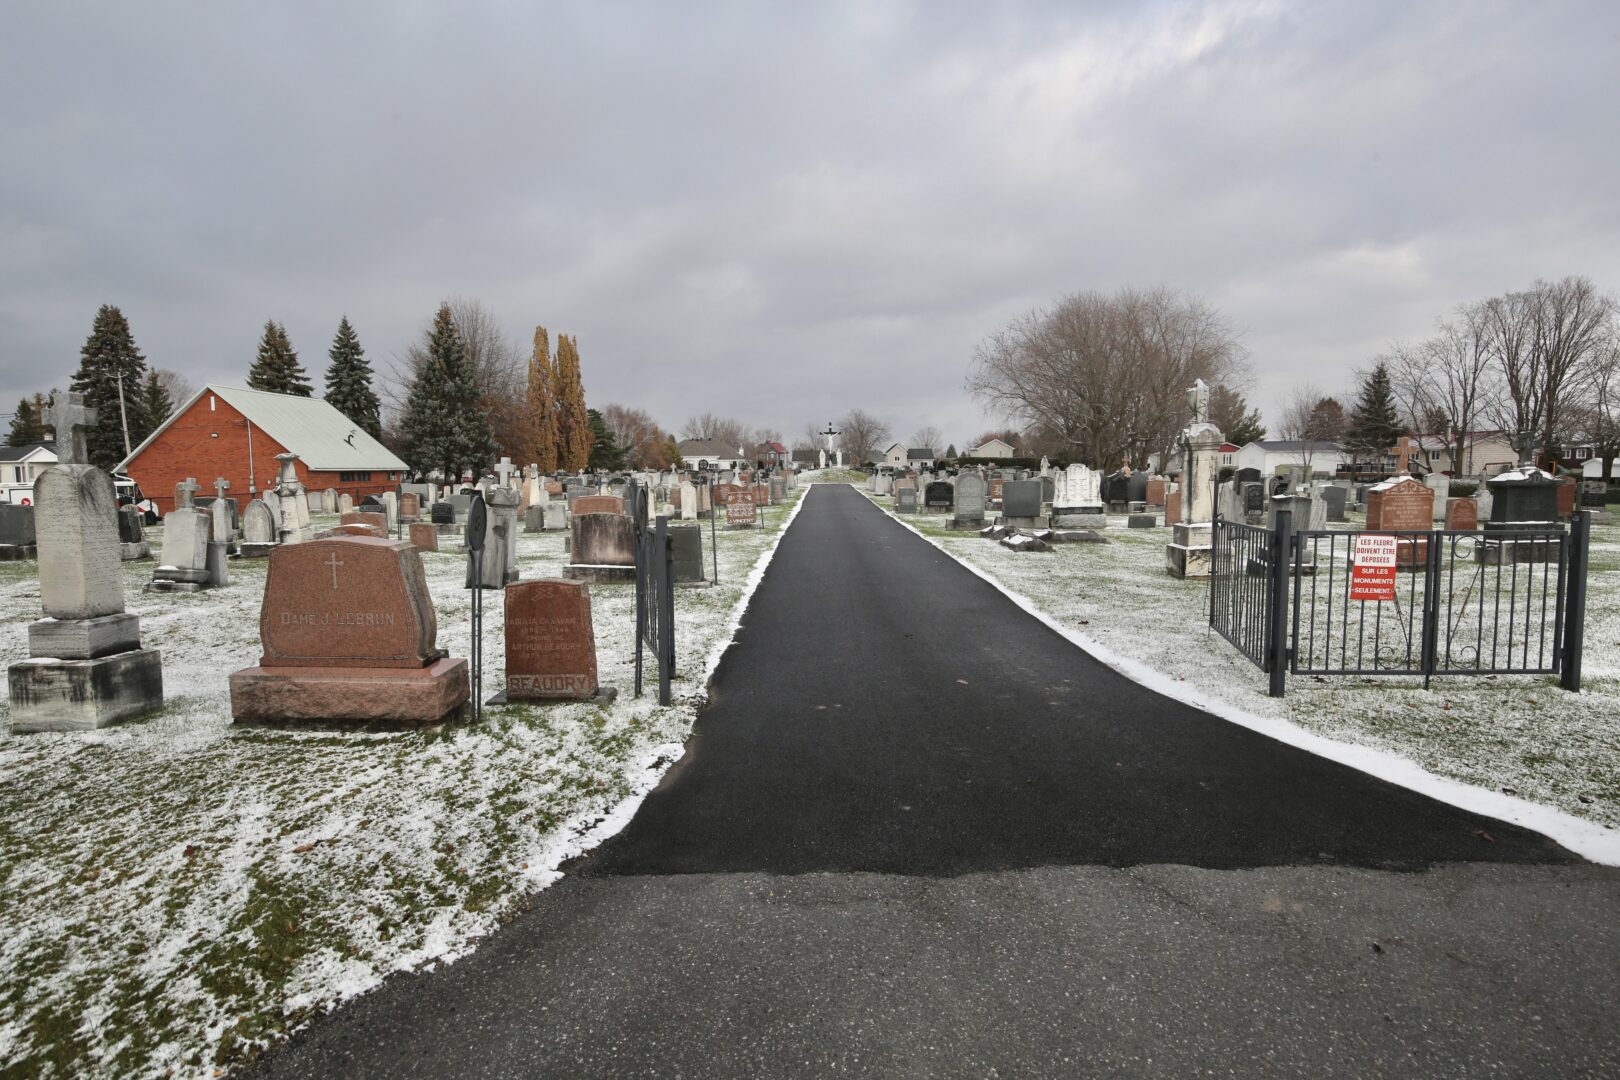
[280, 612, 398, 626]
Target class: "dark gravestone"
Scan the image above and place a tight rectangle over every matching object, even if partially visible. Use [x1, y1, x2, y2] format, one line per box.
[1001, 480, 1042, 519]
[896, 488, 918, 512]
[670, 524, 705, 584]
[1127, 514, 1158, 528]
[0, 504, 37, 547]
[1040, 476, 1055, 505]
[924, 481, 954, 511]
[1102, 473, 1129, 507]
[1236, 467, 1262, 483]
[1486, 469, 1560, 527]
[117, 505, 145, 543]
[1320, 486, 1347, 522]
[1126, 472, 1149, 503]
[431, 502, 455, 525]
[565, 513, 636, 583]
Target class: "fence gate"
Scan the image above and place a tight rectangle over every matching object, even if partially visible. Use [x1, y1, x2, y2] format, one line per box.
[1210, 510, 1591, 697]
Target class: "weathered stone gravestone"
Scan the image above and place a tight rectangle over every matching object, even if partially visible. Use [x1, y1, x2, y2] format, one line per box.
[951, 473, 986, 529]
[717, 484, 757, 528]
[1052, 464, 1105, 529]
[679, 481, 698, 521]
[1166, 379, 1223, 578]
[896, 487, 918, 512]
[574, 494, 625, 517]
[542, 503, 568, 531]
[228, 536, 469, 724]
[1365, 476, 1433, 566]
[1127, 513, 1158, 528]
[524, 505, 545, 533]
[118, 505, 150, 560]
[1319, 485, 1348, 523]
[465, 498, 515, 590]
[924, 481, 954, 513]
[487, 486, 521, 583]
[400, 492, 421, 520]
[343, 511, 388, 532]
[0, 504, 37, 559]
[338, 493, 355, 514]
[431, 501, 456, 525]
[408, 521, 439, 551]
[148, 506, 212, 592]
[493, 580, 613, 704]
[1001, 480, 1043, 524]
[240, 499, 278, 558]
[9, 394, 163, 732]
[1445, 498, 1478, 530]
[671, 525, 706, 585]
[564, 513, 636, 583]
[275, 454, 312, 544]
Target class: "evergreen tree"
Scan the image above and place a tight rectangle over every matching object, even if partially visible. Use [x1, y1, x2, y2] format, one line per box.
[945, 443, 958, 460]
[322, 316, 382, 437]
[553, 333, 591, 471]
[1345, 361, 1405, 459]
[1210, 384, 1266, 445]
[141, 371, 174, 428]
[70, 304, 154, 467]
[247, 320, 313, 396]
[586, 408, 626, 470]
[524, 326, 559, 472]
[7, 395, 47, 446]
[400, 304, 496, 482]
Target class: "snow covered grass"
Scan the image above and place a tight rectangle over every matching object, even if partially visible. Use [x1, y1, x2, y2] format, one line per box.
[868, 490, 1620, 847]
[0, 486, 806, 1078]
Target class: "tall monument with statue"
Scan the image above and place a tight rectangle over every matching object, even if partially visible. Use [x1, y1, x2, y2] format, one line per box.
[1166, 379, 1224, 579]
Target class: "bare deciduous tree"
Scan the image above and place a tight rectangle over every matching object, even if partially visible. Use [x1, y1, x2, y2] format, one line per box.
[1573, 333, 1620, 481]
[153, 368, 193, 407]
[600, 404, 671, 469]
[679, 413, 752, 450]
[909, 426, 943, 453]
[966, 286, 1248, 471]
[838, 409, 891, 465]
[1275, 384, 1337, 476]
[1389, 305, 1501, 476]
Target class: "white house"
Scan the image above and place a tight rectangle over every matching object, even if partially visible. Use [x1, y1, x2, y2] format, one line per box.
[0, 442, 58, 504]
[1412, 432, 1518, 476]
[881, 443, 938, 469]
[677, 439, 750, 472]
[967, 437, 1015, 459]
[1233, 440, 1349, 478]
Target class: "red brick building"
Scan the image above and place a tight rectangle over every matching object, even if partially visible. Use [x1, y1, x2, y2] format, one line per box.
[119, 385, 408, 515]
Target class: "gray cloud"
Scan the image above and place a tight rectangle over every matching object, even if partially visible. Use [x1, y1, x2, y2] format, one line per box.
[3, 1, 1617, 447]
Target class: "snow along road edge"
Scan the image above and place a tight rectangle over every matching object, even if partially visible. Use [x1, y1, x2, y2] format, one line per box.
[870, 489, 1620, 867]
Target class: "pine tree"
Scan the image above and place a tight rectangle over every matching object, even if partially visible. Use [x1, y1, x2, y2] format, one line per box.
[322, 316, 382, 437]
[141, 371, 174, 428]
[7, 395, 47, 446]
[524, 326, 559, 472]
[586, 408, 626, 470]
[401, 304, 496, 482]
[553, 333, 591, 471]
[247, 320, 313, 396]
[1210, 384, 1266, 445]
[1345, 362, 1405, 459]
[70, 304, 154, 468]
[945, 443, 958, 460]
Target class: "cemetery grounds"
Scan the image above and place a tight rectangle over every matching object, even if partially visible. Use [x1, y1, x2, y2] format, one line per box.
[0, 483, 808, 1078]
[872, 490, 1620, 847]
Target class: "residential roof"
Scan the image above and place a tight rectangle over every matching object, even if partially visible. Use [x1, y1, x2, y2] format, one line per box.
[677, 438, 745, 460]
[1248, 440, 1344, 452]
[907, 448, 934, 460]
[972, 438, 1014, 451]
[0, 441, 57, 463]
[119, 385, 407, 472]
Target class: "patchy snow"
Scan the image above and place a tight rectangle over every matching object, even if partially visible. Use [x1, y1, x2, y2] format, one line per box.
[0, 486, 806, 1077]
[866, 488, 1620, 864]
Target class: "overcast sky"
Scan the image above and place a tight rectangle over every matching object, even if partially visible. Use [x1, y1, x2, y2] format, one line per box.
[3, 1, 1617, 448]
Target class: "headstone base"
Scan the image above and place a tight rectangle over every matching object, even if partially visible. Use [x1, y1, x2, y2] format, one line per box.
[946, 517, 985, 530]
[120, 541, 151, 561]
[487, 685, 618, 707]
[144, 579, 205, 593]
[435, 523, 464, 536]
[0, 545, 37, 561]
[563, 564, 637, 584]
[238, 542, 277, 559]
[1052, 506, 1107, 529]
[228, 657, 470, 725]
[28, 612, 141, 659]
[1036, 529, 1106, 544]
[153, 566, 210, 584]
[8, 648, 164, 733]
[1166, 522, 1214, 579]
[999, 515, 1042, 529]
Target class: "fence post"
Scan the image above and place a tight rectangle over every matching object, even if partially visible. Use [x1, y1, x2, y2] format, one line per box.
[1267, 509, 1290, 698]
[656, 515, 675, 705]
[1420, 527, 1442, 689]
[1562, 510, 1590, 692]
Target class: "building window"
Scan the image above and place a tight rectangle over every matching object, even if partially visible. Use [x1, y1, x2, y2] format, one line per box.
[339, 471, 372, 483]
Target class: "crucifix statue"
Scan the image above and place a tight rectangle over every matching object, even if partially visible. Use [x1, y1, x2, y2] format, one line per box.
[820, 422, 841, 453]
[1186, 379, 1211, 425]
[45, 392, 97, 466]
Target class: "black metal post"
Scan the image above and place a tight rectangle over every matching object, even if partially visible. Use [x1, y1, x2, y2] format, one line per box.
[1419, 526, 1442, 688]
[708, 476, 718, 584]
[633, 482, 646, 699]
[1562, 510, 1590, 692]
[656, 515, 674, 705]
[1267, 509, 1291, 697]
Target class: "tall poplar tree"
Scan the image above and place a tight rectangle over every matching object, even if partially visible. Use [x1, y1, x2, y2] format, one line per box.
[400, 304, 496, 482]
[247, 320, 314, 396]
[1345, 361, 1405, 459]
[322, 316, 382, 438]
[553, 333, 591, 471]
[70, 304, 154, 467]
[524, 325, 559, 471]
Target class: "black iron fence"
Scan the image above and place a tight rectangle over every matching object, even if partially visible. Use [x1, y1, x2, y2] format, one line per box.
[1210, 511, 1591, 697]
[629, 482, 676, 705]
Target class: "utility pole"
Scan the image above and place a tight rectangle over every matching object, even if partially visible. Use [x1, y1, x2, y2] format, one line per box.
[115, 365, 132, 459]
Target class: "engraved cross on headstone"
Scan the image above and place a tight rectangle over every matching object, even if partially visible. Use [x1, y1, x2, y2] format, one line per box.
[176, 477, 200, 508]
[45, 392, 97, 466]
[325, 551, 343, 590]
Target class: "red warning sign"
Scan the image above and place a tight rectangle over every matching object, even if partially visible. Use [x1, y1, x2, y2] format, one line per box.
[1350, 534, 1398, 601]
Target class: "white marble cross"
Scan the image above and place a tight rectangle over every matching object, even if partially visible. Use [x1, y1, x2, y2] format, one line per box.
[214, 477, 230, 499]
[45, 392, 97, 465]
[495, 457, 517, 489]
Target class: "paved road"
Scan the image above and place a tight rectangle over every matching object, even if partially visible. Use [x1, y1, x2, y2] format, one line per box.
[250, 484, 1620, 1078]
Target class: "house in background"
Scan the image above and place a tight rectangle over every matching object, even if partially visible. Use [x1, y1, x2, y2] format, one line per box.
[1232, 440, 1349, 478]
[0, 442, 58, 504]
[750, 440, 789, 467]
[881, 443, 938, 469]
[966, 437, 1015, 459]
[676, 439, 749, 472]
[119, 385, 407, 514]
[1412, 432, 1518, 476]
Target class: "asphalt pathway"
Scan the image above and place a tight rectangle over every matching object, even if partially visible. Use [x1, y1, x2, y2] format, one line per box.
[250, 484, 1619, 1078]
